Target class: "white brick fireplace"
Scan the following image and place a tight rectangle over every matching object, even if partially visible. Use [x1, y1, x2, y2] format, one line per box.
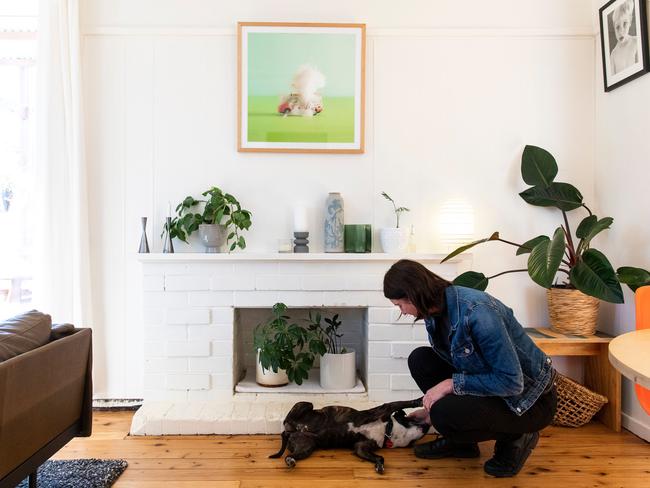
[131, 253, 469, 435]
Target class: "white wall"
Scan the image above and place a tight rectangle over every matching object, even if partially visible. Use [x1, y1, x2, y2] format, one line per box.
[81, 0, 596, 398]
[593, 0, 650, 441]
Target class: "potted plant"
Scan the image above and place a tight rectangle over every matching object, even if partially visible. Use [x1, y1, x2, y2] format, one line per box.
[164, 186, 252, 252]
[442, 145, 650, 335]
[379, 191, 410, 253]
[307, 311, 356, 390]
[253, 303, 319, 386]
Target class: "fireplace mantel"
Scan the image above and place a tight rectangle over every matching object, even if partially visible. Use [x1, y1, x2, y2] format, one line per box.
[137, 252, 462, 263]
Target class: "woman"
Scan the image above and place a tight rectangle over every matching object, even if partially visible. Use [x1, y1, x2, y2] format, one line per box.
[383, 259, 557, 478]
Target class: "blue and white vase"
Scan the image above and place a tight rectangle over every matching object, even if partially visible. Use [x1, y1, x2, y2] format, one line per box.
[324, 192, 344, 252]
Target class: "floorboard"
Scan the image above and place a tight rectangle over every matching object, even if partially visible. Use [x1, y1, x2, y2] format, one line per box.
[54, 411, 650, 487]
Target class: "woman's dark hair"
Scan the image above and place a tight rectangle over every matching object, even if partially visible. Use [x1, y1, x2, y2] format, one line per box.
[383, 259, 451, 319]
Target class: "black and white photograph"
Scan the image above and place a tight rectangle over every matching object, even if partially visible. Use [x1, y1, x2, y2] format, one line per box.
[599, 0, 650, 91]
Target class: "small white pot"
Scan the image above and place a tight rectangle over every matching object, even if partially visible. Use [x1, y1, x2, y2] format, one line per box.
[320, 350, 356, 390]
[379, 227, 409, 253]
[255, 350, 289, 387]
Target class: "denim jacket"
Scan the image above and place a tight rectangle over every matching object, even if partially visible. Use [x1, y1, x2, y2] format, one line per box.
[424, 286, 554, 416]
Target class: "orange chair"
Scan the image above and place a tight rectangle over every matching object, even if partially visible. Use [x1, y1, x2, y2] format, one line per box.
[635, 286, 650, 415]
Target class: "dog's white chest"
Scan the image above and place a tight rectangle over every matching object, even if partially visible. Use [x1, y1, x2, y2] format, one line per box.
[347, 420, 386, 446]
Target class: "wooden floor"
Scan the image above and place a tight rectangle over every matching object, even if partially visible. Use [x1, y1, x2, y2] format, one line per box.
[55, 411, 650, 488]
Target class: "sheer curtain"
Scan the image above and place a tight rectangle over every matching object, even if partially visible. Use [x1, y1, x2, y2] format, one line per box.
[34, 0, 93, 325]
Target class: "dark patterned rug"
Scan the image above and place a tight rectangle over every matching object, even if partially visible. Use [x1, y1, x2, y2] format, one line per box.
[18, 459, 128, 488]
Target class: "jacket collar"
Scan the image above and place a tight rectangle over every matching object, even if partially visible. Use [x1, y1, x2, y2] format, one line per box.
[445, 286, 461, 331]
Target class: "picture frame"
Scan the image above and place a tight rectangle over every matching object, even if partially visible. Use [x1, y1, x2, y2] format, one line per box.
[238, 22, 366, 153]
[599, 0, 649, 91]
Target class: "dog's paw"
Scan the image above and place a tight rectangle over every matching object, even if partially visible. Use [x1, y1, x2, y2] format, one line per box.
[375, 462, 385, 475]
[285, 456, 296, 469]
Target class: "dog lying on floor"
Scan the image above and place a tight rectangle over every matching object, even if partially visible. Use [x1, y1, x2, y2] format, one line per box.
[269, 398, 427, 474]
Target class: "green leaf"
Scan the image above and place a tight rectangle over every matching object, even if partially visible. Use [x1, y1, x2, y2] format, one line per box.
[441, 232, 500, 263]
[519, 182, 583, 211]
[453, 271, 489, 291]
[273, 302, 287, 315]
[617, 266, 650, 293]
[214, 208, 225, 225]
[570, 249, 624, 303]
[516, 235, 549, 256]
[576, 216, 613, 254]
[576, 215, 597, 238]
[527, 227, 565, 288]
[521, 145, 558, 187]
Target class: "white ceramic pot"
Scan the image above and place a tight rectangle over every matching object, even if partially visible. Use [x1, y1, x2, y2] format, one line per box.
[255, 350, 289, 387]
[320, 350, 356, 390]
[379, 227, 409, 253]
[198, 224, 227, 253]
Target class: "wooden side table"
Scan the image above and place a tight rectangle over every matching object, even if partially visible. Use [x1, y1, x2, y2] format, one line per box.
[525, 327, 621, 432]
[608, 329, 650, 390]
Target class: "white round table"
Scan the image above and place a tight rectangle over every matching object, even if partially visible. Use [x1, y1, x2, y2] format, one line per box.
[608, 329, 650, 389]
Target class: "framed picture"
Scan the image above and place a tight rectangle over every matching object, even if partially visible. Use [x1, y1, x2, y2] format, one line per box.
[238, 22, 365, 153]
[599, 0, 649, 91]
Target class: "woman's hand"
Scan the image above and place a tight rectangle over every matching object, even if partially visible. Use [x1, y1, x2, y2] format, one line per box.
[406, 408, 431, 425]
[423, 378, 454, 411]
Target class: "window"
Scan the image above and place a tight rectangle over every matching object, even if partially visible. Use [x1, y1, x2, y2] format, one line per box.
[0, 14, 37, 317]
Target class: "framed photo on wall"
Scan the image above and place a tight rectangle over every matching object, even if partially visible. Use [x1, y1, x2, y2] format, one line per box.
[238, 22, 365, 153]
[599, 0, 649, 91]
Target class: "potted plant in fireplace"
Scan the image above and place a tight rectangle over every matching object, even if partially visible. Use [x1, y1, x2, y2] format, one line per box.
[441, 144, 650, 335]
[164, 186, 252, 252]
[379, 191, 410, 253]
[307, 311, 356, 390]
[253, 303, 317, 386]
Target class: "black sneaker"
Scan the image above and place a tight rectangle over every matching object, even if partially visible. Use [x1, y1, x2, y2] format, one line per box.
[483, 431, 539, 477]
[414, 437, 480, 459]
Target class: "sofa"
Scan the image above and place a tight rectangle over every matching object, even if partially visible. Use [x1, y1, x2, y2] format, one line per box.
[0, 311, 92, 488]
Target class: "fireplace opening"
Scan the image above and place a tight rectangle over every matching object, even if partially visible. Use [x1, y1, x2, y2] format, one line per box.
[233, 307, 368, 394]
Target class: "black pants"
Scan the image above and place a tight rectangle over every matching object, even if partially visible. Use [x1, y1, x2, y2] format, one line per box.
[408, 346, 557, 444]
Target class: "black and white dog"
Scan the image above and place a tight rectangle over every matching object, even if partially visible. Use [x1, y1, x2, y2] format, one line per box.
[269, 398, 427, 474]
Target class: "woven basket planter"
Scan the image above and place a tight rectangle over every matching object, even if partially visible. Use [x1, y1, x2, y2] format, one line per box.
[547, 287, 600, 336]
[553, 373, 608, 427]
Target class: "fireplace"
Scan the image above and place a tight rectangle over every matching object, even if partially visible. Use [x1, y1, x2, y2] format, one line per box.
[132, 253, 469, 435]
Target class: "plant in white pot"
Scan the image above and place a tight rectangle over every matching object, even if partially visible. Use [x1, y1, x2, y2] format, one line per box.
[379, 192, 410, 253]
[164, 186, 252, 252]
[441, 145, 650, 335]
[253, 303, 317, 386]
[307, 311, 356, 390]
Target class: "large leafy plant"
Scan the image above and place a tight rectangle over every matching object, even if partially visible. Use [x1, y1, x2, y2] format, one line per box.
[165, 186, 252, 251]
[442, 145, 650, 303]
[253, 303, 321, 385]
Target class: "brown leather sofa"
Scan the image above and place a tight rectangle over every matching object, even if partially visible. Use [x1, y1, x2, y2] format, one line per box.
[0, 312, 92, 488]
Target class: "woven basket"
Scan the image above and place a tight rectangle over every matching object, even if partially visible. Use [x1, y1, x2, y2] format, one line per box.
[553, 373, 608, 427]
[547, 287, 600, 335]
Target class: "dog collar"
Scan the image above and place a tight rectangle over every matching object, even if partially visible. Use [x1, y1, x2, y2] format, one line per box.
[383, 416, 394, 448]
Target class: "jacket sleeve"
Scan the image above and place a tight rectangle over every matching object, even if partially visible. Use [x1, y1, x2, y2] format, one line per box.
[451, 304, 524, 397]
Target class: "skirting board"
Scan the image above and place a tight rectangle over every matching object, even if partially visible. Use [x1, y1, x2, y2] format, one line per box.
[622, 412, 650, 442]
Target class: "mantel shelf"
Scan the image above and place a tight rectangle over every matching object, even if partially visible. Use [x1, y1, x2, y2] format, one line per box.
[137, 252, 470, 263]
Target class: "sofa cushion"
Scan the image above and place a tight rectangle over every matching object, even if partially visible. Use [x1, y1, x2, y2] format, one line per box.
[0, 310, 52, 362]
[51, 323, 76, 341]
